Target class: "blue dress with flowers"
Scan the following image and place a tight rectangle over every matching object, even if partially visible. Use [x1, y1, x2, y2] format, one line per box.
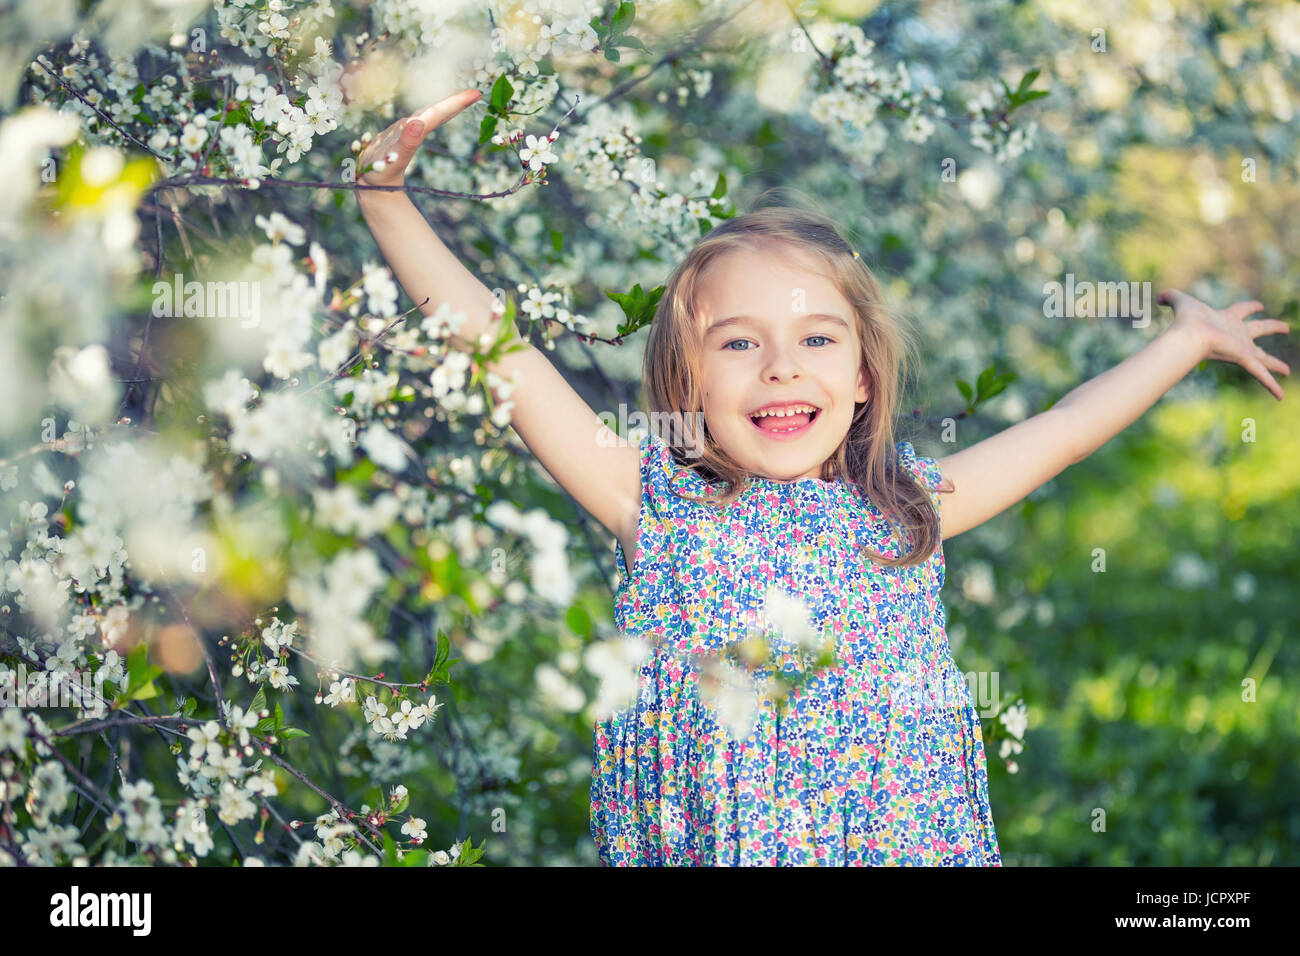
[589, 430, 1000, 866]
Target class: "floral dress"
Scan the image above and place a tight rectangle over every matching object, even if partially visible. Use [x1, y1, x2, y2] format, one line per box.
[589, 430, 1001, 866]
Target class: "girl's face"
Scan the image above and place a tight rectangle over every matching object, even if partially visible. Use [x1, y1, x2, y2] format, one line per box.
[693, 242, 869, 482]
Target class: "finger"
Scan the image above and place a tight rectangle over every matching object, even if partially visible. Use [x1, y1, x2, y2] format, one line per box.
[399, 117, 427, 147]
[415, 89, 483, 133]
[1227, 299, 1265, 322]
[1255, 346, 1291, 376]
[1249, 360, 1284, 400]
[1245, 318, 1291, 338]
[363, 119, 422, 170]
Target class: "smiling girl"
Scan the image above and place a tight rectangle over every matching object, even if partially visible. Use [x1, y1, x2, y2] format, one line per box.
[357, 89, 1290, 867]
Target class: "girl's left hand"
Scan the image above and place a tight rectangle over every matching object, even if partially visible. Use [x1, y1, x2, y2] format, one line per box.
[1158, 289, 1292, 401]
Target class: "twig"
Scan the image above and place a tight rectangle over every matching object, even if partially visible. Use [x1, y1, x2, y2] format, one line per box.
[255, 745, 383, 855]
[300, 299, 429, 396]
[581, 3, 757, 118]
[258, 794, 304, 848]
[33, 57, 168, 159]
[783, 0, 831, 63]
[153, 204, 164, 278]
[152, 172, 535, 202]
[54, 714, 190, 738]
[286, 643, 433, 692]
[21, 719, 116, 818]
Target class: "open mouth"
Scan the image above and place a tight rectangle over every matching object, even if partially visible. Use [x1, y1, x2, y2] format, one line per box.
[749, 404, 821, 436]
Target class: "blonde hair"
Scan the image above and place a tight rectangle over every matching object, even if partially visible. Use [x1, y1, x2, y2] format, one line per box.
[641, 191, 939, 568]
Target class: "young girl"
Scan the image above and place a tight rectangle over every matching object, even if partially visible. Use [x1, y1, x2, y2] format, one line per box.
[357, 90, 1291, 867]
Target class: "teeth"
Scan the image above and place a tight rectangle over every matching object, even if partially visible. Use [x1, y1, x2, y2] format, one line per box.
[752, 405, 817, 419]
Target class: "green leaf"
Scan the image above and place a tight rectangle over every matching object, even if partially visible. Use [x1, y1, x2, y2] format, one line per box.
[981, 377, 1012, 402]
[391, 790, 411, 815]
[126, 642, 149, 687]
[606, 283, 665, 337]
[402, 849, 430, 867]
[182, 696, 197, 718]
[614, 36, 650, 54]
[1011, 89, 1050, 108]
[1006, 68, 1049, 111]
[250, 685, 267, 719]
[637, 285, 665, 325]
[122, 643, 163, 702]
[274, 700, 284, 733]
[710, 171, 727, 200]
[382, 831, 398, 866]
[956, 379, 973, 403]
[604, 46, 621, 62]
[489, 74, 514, 114]
[566, 604, 593, 638]
[605, 285, 637, 313]
[478, 114, 498, 145]
[424, 629, 461, 686]
[127, 680, 160, 702]
[974, 365, 1017, 404]
[453, 835, 487, 866]
[610, 1, 636, 32]
[279, 727, 311, 740]
[550, 229, 564, 253]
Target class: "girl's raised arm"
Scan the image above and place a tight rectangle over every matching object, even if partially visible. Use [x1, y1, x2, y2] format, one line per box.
[356, 90, 642, 552]
[933, 291, 1289, 541]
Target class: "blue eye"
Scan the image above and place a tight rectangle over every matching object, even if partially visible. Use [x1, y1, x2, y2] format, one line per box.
[725, 336, 832, 350]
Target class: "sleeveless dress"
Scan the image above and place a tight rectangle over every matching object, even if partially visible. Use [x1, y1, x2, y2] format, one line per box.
[589, 430, 1001, 866]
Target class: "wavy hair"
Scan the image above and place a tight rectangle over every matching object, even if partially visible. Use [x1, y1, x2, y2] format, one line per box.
[640, 191, 939, 568]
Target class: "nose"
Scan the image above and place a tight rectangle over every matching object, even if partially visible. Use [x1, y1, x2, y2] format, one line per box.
[762, 341, 802, 383]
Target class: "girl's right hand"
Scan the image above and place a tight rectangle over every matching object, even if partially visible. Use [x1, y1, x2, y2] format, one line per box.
[358, 89, 484, 188]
